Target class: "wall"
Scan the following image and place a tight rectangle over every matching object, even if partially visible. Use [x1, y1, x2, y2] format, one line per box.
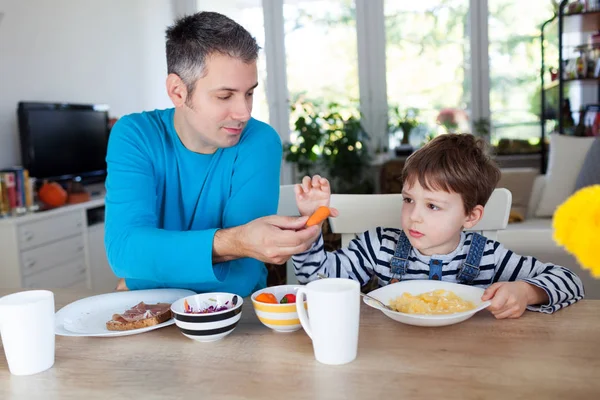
[0, 0, 175, 169]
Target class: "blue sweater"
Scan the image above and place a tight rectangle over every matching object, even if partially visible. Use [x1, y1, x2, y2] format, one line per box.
[104, 108, 282, 296]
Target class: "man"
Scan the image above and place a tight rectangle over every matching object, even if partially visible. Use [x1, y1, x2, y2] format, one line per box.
[104, 12, 320, 296]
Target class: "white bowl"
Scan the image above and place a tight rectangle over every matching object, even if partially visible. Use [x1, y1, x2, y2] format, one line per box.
[364, 280, 491, 327]
[171, 293, 243, 342]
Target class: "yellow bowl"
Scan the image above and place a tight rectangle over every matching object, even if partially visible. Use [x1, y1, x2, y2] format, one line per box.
[251, 285, 306, 332]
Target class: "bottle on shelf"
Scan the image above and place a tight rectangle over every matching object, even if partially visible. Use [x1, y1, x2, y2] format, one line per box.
[562, 98, 576, 134]
[575, 108, 587, 136]
[575, 48, 588, 78]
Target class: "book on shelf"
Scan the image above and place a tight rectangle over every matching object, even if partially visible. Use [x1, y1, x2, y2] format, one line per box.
[0, 167, 35, 217]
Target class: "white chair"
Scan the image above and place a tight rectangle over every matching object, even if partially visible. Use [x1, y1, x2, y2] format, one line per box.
[329, 188, 512, 247]
[277, 184, 300, 217]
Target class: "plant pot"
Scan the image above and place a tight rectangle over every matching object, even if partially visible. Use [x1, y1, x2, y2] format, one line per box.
[400, 127, 412, 145]
[395, 144, 414, 157]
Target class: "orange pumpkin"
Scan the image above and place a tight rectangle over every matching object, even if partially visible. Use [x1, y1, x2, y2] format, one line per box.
[38, 182, 67, 208]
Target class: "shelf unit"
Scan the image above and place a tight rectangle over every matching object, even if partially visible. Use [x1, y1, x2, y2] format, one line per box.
[540, 1, 600, 172]
[557, 2, 600, 134]
[540, 15, 557, 173]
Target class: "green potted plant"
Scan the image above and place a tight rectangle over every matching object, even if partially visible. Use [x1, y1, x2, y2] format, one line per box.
[389, 106, 419, 145]
[284, 100, 374, 194]
[389, 106, 420, 155]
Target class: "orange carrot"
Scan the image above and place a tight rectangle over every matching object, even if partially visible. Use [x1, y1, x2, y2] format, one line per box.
[255, 293, 278, 304]
[306, 206, 331, 227]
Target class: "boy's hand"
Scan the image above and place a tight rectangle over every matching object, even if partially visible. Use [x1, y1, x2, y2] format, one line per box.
[482, 281, 548, 319]
[294, 175, 339, 218]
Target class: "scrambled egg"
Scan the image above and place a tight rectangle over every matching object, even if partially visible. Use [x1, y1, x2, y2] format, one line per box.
[389, 289, 476, 315]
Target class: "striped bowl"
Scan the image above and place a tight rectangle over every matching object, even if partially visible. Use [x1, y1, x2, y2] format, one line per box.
[171, 293, 243, 342]
[251, 285, 306, 333]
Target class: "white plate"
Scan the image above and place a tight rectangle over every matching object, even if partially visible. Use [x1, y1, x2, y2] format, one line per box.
[364, 280, 491, 327]
[55, 289, 196, 337]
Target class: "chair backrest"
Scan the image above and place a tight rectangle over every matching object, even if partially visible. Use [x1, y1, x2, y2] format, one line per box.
[277, 185, 300, 285]
[329, 188, 512, 247]
[277, 184, 300, 217]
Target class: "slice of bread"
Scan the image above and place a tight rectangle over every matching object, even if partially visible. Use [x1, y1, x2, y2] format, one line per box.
[106, 305, 172, 331]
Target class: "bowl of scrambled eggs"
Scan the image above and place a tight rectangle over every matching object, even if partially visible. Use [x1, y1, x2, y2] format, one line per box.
[364, 280, 491, 327]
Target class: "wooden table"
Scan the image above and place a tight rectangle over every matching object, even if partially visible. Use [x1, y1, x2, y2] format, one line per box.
[1, 289, 599, 400]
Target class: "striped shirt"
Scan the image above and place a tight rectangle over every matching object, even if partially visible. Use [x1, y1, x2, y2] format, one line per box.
[292, 229, 584, 314]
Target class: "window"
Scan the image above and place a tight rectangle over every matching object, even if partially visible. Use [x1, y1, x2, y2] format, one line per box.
[488, 0, 556, 149]
[283, 0, 359, 108]
[385, 0, 470, 148]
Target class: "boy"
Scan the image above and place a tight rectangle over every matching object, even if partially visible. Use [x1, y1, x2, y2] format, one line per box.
[292, 134, 584, 318]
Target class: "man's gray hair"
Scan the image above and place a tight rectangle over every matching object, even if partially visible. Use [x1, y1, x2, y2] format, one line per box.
[166, 12, 259, 96]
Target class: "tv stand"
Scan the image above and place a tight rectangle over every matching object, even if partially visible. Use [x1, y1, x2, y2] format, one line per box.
[0, 196, 117, 292]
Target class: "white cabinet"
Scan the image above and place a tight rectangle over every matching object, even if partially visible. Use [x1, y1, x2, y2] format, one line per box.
[0, 198, 116, 290]
[18, 212, 83, 250]
[88, 222, 117, 292]
[20, 235, 85, 278]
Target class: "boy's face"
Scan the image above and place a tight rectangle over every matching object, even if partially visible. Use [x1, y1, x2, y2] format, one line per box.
[170, 53, 258, 153]
[401, 180, 482, 256]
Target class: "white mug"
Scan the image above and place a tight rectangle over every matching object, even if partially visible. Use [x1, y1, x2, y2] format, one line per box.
[0, 290, 55, 375]
[296, 278, 360, 365]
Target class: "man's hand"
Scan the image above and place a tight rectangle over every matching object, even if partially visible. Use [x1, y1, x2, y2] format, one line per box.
[115, 278, 128, 291]
[295, 175, 339, 219]
[482, 281, 549, 319]
[213, 215, 321, 265]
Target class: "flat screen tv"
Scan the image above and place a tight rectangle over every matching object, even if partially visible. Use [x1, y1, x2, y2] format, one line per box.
[17, 102, 110, 184]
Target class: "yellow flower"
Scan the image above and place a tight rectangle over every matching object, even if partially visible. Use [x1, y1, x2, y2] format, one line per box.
[553, 185, 600, 278]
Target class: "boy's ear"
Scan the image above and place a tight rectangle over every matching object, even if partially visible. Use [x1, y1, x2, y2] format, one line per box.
[463, 205, 484, 229]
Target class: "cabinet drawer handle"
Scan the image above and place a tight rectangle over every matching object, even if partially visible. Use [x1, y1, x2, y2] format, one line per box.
[25, 259, 36, 269]
[23, 231, 34, 241]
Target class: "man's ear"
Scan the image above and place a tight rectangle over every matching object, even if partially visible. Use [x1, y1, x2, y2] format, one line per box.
[463, 205, 484, 229]
[166, 73, 187, 107]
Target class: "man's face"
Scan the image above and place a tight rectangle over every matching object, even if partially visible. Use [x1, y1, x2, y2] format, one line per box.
[181, 53, 258, 153]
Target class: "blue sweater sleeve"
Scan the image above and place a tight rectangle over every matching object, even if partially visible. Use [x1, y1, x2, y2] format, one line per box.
[104, 117, 281, 288]
[216, 122, 283, 292]
[223, 124, 282, 229]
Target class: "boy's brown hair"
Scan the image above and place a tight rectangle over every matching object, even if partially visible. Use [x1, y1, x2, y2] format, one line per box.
[401, 134, 501, 214]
